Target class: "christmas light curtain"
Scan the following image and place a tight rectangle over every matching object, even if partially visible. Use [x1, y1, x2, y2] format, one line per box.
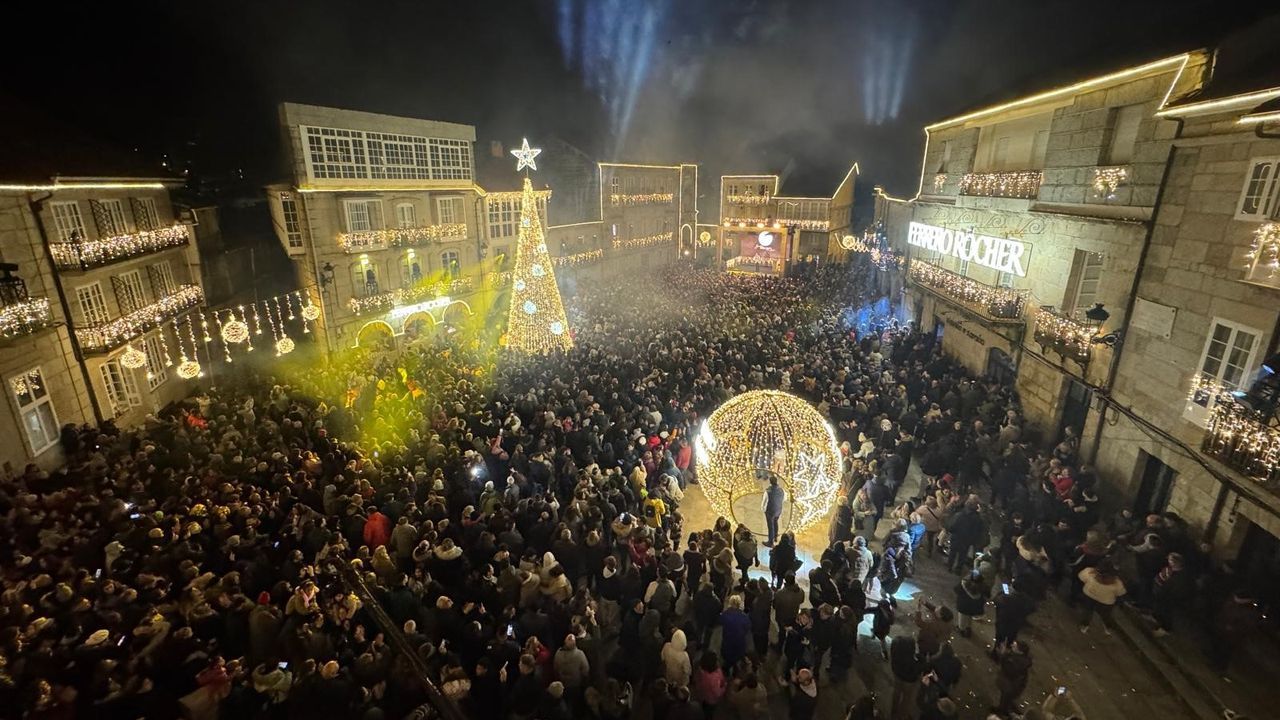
[505, 177, 573, 354]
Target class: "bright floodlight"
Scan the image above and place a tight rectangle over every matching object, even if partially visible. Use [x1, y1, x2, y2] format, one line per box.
[696, 389, 842, 534]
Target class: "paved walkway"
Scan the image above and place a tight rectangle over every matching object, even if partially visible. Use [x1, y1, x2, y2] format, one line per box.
[674, 464, 1200, 719]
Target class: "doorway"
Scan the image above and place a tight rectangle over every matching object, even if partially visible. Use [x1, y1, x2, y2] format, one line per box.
[987, 347, 1017, 385]
[1058, 379, 1092, 443]
[1133, 451, 1176, 516]
[1238, 520, 1280, 609]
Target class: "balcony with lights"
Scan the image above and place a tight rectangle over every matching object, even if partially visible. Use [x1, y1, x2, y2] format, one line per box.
[776, 198, 831, 232]
[75, 284, 203, 353]
[1033, 306, 1095, 365]
[908, 259, 1027, 322]
[609, 193, 674, 207]
[959, 170, 1043, 200]
[0, 268, 54, 341]
[348, 277, 475, 317]
[50, 224, 190, 271]
[1203, 400, 1280, 486]
[337, 223, 469, 253]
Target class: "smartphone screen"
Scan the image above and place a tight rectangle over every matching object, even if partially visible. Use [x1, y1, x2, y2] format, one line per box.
[278, 661, 289, 670]
[95, 569, 103, 579]
[1057, 686, 1066, 696]
[506, 623, 516, 638]
[1002, 583, 1011, 594]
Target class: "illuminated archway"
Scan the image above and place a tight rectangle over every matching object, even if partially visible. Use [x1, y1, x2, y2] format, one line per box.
[355, 320, 395, 349]
[401, 311, 437, 341]
[442, 300, 473, 324]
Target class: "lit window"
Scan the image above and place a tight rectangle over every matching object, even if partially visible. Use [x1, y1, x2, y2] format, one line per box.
[144, 333, 167, 389]
[51, 201, 87, 242]
[487, 198, 518, 239]
[1186, 318, 1262, 426]
[441, 251, 460, 279]
[1065, 250, 1104, 316]
[401, 252, 423, 285]
[100, 359, 141, 417]
[1236, 157, 1280, 221]
[352, 261, 380, 298]
[280, 194, 304, 249]
[9, 367, 58, 455]
[344, 200, 383, 232]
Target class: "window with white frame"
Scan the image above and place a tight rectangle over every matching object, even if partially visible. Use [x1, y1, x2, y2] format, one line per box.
[1186, 318, 1262, 426]
[136, 197, 161, 231]
[98, 199, 129, 236]
[76, 283, 110, 325]
[401, 251, 423, 285]
[395, 203, 417, 229]
[280, 194, 304, 249]
[428, 138, 472, 180]
[437, 197, 463, 225]
[1065, 250, 1103, 316]
[51, 201, 87, 242]
[143, 333, 167, 389]
[10, 367, 58, 454]
[344, 200, 383, 232]
[301, 125, 474, 182]
[116, 270, 148, 313]
[1236, 157, 1280, 221]
[487, 198, 518, 239]
[152, 261, 176, 296]
[352, 260, 380, 297]
[441, 251, 460, 279]
[100, 359, 141, 416]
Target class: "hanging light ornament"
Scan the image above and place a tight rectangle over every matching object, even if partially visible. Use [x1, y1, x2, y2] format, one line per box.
[695, 390, 842, 534]
[120, 344, 147, 370]
[276, 337, 295, 355]
[251, 302, 264, 335]
[301, 299, 321, 322]
[177, 360, 201, 379]
[221, 308, 249, 344]
[213, 313, 234, 363]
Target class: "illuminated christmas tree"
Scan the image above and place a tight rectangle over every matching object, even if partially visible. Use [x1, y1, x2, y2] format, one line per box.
[505, 140, 573, 353]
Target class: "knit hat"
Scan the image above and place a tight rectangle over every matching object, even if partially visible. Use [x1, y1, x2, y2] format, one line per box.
[84, 629, 110, 647]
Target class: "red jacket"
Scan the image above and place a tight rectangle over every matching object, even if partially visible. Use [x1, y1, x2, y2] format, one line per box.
[363, 511, 391, 548]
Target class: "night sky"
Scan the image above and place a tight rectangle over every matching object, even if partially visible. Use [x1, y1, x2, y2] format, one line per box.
[3, 0, 1270, 199]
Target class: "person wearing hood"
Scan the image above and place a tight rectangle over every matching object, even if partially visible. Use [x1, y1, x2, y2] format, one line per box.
[389, 517, 418, 570]
[660, 628, 691, 687]
[553, 633, 589, 693]
[429, 538, 465, 589]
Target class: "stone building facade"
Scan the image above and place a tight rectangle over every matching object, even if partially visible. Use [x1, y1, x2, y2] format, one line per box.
[878, 52, 1209, 442]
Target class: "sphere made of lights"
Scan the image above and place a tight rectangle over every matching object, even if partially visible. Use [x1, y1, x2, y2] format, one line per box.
[757, 231, 775, 248]
[531, 263, 546, 277]
[514, 279, 527, 292]
[275, 336, 295, 355]
[522, 300, 537, 315]
[221, 319, 249, 344]
[177, 360, 201, 379]
[301, 304, 321, 321]
[550, 321, 564, 335]
[120, 345, 147, 370]
[840, 234, 857, 250]
[695, 390, 841, 534]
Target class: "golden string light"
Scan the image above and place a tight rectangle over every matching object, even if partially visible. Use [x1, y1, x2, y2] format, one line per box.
[727, 193, 770, 206]
[505, 177, 573, 354]
[695, 390, 842, 534]
[612, 231, 673, 250]
[213, 313, 234, 363]
[722, 218, 781, 229]
[157, 319, 174, 366]
[933, 174, 947, 194]
[1092, 166, 1128, 197]
[909, 260, 1027, 319]
[120, 344, 147, 370]
[336, 223, 469, 253]
[221, 307, 249, 345]
[1244, 222, 1280, 279]
[1033, 307, 1094, 364]
[0, 296, 52, 339]
[74, 285, 203, 351]
[1204, 400, 1280, 484]
[48, 224, 190, 270]
[552, 249, 603, 267]
[959, 170, 1043, 199]
[609, 192, 674, 206]
[251, 303, 264, 335]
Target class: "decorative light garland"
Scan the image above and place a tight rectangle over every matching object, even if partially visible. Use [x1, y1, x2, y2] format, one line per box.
[120, 344, 147, 370]
[695, 390, 842, 533]
[779, 218, 830, 232]
[1091, 166, 1128, 198]
[552, 249, 603, 267]
[49, 224, 189, 270]
[1244, 222, 1280, 280]
[612, 231, 674, 250]
[75, 284, 204, 352]
[933, 174, 948, 194]
[0, 296, 52, 339]
[725, 256, 784, 273]
[9, 369, 43, 398]
[180, 314, 203, 379]
[698, 230, 714, 246]
[958, 170, 1043, 199]
[609, 192, 674, 206]
[348, 277, 460, 316]
[221, 308, 249, 344]
[726, 193, 771, 206]
[909, 260, 1027, 319]
[1033, 307, 1094, 364]
[1203, 399, 1280, 484]
[336, 223, 469, 253]
[722, 218, 780, 229]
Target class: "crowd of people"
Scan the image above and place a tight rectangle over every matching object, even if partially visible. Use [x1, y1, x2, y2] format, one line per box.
[0, 260, 1263, 720]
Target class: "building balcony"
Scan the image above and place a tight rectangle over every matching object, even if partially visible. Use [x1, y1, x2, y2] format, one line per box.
[49, 224, 190, 271]
[959, 170, 1043, 200]
[337, 223, 468, 253]
[552, 249, 604, 267]
[908, 259, 1027, 321]
[0, 272, 53, 340]
[75, 284, 203, 352]
[1203, 400, 1280, 485]
[726, 194, 770, 206]
[609, 193, 674, 207]
[1033, 306, 1093, 364]
[722, 218, 781, 230]
[612, 231, 674, 250]
[348, 277, 474, 316]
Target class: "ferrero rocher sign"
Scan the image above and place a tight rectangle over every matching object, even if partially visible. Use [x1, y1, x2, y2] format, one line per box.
[908, 221, 1031, 277]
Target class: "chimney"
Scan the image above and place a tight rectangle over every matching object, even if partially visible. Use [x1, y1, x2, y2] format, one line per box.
[490, 140, 504, 158]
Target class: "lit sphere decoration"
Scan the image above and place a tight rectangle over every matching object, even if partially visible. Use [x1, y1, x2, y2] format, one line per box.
[120, 345, 147, 370]
[550, 321, 564, 335]
[531, 263, 545, 277]
[522, 300, 537, 315]
[840, 234, 858, 250]
[176, 360, 201, 379]
[537, 243, 548, 253]
[221, 319, 249, 344]
[695, 389, 842, 534]
[276, 337, 295, 355]
[301, 304, 321, 321]
[514, 279, 527, 292]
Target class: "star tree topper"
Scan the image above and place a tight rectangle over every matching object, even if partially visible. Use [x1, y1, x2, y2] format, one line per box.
[511, 138, 542, 172]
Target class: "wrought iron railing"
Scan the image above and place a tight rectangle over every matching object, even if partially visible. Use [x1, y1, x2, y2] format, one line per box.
[337, 223, 468, 253]
[1203, 400, 1280, 484]
[50, 224, 189, 270]
[908, 259, 1027, 319]
[959, 170, 1043, 199]
[1033, 306, 1094, 364]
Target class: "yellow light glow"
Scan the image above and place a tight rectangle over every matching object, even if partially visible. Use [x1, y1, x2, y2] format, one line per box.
[1156, 87, 1280, 118]
[695, 390, 842, 534]
[1238, 110, 1280, 125]
[0, 181, 168, 192]
[959, 170, 1043, 199]
[511, 138, 542, 172]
